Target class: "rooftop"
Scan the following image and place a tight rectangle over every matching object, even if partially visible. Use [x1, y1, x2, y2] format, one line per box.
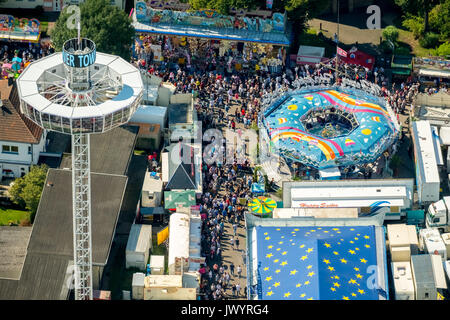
[0, 169, 128, 299]
[0, 227, 32, 280]
[168, 103, 192, 125]
[0, 99, 43, 144]
[412, 121, 440, 184]
[59, 125, 139, 175]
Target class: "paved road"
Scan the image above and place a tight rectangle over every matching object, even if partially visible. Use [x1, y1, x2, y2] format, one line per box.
[202, 96, 251, 299]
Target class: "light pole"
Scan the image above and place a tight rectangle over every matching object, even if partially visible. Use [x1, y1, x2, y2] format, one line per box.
[335, 0, 340, 81]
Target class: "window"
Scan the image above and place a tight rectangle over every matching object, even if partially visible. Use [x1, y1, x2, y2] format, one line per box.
[2, 145, 18, 154]
[28, 146, 32, 154]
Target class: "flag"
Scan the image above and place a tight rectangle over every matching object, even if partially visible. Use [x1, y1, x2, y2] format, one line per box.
[256, 226, 379, 300]
[337, 47, 347, 57]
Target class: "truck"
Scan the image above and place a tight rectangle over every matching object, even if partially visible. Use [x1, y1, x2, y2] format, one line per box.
[411, 121, 440, 204]
[419, 228, 447, 261]
[426, 196, 450, 233]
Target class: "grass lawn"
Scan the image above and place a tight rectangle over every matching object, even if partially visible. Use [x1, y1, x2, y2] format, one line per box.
[0, 207, 31, 226]
[398, 29, 434, 57]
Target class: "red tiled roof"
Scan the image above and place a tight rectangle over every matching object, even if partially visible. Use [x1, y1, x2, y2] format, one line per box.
[0, 81, 43, 144]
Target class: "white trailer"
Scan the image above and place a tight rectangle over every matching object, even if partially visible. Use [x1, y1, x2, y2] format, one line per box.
[419, 228, 447, 261]
[411, 121, 440, 204]
[391, 261, 415, 300]
[427, 196, 450, 232]
[411, 254, 447, 300]
[149, 255, 165, 275]
[132, 272, 145, 300]
[387, 224, 411, 262]
[126, 224, 153, 270]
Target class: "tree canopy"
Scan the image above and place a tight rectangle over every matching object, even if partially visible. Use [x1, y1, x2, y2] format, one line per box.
[9, 164, 49, 222]
[188, 0, 329, 23]
[50, 0, 135, 61]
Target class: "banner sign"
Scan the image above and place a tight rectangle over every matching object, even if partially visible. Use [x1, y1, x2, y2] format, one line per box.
[337, 47, 348, 57]
[157, 226, 169, 245]
[135, 2, 286, 34]
[0, 15, 40, 35]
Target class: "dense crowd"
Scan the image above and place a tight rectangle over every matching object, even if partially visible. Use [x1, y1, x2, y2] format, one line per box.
[197, 95, 255, 300]
[0, 40, 54, 77]
[131, 38, 450, 299]
[135, 45, 430, 300]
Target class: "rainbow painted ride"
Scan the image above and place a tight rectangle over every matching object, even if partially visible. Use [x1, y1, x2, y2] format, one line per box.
[261, 87, 399, 169]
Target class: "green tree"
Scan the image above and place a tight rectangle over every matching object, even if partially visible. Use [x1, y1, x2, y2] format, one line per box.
[431, 41, 450, 56]
[383, 25, 400, 43]
[51, 0, 135, 60]
[402, 14, 424, 39]
[9, 164, 49, 222]
[395, 0, 443, 32]
[429, 1, 450, 39]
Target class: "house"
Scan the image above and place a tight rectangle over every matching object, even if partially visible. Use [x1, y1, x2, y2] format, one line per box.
[0, 125, 140, 299]
[163, 142, 202, 196]
[0, 81, 46, 179]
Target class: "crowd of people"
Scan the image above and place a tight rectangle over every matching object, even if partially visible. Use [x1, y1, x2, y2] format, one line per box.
[0, 40, 54, 78]
[198, 98, 255, 300]
[135, 42, 433, 300]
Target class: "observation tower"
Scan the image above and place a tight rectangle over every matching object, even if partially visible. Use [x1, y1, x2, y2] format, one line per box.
[16, 37, 143, 300]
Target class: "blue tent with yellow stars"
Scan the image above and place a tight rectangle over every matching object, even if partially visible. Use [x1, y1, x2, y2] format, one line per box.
[255, 225, 385, 300]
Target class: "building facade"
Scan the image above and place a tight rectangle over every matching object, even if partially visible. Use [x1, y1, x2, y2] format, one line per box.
[0, 0, 125, 12]
[0, 82, 46, 179]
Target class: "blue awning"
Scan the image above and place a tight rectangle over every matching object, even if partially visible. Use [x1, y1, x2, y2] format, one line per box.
[133, 21, 290, 46]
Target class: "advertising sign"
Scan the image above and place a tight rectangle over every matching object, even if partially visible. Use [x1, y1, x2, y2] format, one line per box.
[0, 15, 41, 42]
[157, 226, 169, 245]
[136, 5, 286, 34]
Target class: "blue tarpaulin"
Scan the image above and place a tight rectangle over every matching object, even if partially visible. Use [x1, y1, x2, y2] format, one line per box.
[251, 183, 265, 193]
[255, 225, 382, 300]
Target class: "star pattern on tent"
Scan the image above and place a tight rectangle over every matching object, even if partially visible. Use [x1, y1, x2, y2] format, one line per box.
[257, 226, 379, 300]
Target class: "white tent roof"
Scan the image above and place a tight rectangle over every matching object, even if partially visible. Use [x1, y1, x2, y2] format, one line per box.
[168, 213, 190, 267]
[440, 126, 450, 145]
[129, 105, 167, 123]
[297, 45, 325, 58]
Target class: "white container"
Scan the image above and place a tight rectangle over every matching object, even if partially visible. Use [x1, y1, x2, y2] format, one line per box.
[132, 272, 145, 300]
[431, 254, 447, 290]
[391, 261, 415, 300]
[444, 261, 450, 283]
[150, 255, 165, 275]
[412, 121, 440, 204]
[122, 290, 131, 300]
[387, 224, 411, 262]
[126, 224, 153, 270]
[419, 228, 447, 261]
[440, 233, 450, 257]
[407, 225, 419, 255]
[130, 105, 167, 128]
